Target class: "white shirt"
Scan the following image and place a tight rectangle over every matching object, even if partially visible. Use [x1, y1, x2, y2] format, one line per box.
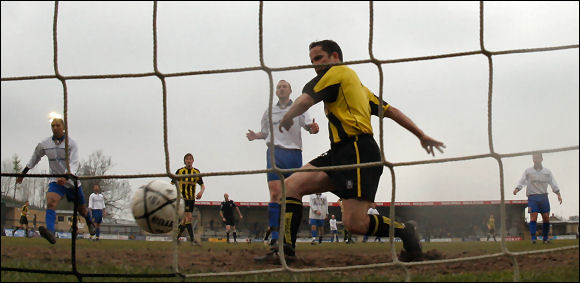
[309, 193, 328, 220]
[26, 136, 80, 188]
[260, 100, 313, 150]
[329, 218, 338, 231]
[516, 166, 560, 196]
[368, 207, 379, 215]
[89, 193, 106, 210]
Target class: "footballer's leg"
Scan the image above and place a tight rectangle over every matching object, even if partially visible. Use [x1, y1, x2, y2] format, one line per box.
[40, 191, 62, 244]
[342, 199, 422, 262]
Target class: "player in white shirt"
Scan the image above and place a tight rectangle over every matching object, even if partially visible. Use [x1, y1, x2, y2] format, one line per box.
[309, 193, 328, 244]
[248, 80, 319, 261]
[88, 184, 106, 241]
[16, 115, 96, 244]
[513, 153, 562, 244]
[329, 214, 340, 243]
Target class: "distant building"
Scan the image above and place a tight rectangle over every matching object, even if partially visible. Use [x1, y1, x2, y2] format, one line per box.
[5, 197, 577, 242]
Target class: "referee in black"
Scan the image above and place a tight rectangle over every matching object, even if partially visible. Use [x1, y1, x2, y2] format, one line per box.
[172, 153, 205, 246]
[220, 193, 243, 243]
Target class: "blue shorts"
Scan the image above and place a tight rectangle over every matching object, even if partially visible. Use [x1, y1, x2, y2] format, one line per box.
[48, 182, 86, 205]
[266, 147, 303, 181]
[91, 209, 103, 224]
[528, 194, 550, 214]
[309, 219, 325, 227]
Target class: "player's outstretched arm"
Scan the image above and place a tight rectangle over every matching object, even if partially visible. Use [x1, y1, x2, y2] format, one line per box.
[246, 130, 265, 141]
[16, 167, 30, 184]
[280, 93, 316, 132]
[385, 106, 445, 156]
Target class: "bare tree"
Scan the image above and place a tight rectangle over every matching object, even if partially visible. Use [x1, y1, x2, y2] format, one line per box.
[1, 159, 14, 198]
[79, 150, 131, 220]
[1, 155, 28, 201]
[1, 155, 48, 207]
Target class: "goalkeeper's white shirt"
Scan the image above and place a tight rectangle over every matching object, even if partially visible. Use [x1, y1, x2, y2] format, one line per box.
[26, 136, 80, 188]
[309, 193, 328, 220]
[89, 193, 106, 210]
[515, 166, 560, 196]
[260, 99, 313, 150]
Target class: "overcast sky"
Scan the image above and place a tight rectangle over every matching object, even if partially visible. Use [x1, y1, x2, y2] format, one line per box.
[2, 1, 578, 219]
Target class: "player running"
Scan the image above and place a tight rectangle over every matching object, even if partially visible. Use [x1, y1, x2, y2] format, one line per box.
[16, 114, 96, 244]
[172, 153, 205, 246]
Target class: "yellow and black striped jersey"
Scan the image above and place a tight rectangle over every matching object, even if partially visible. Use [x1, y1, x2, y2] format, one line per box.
[303, 65, 389, 144]
[487, 217, 495, 229]
[21, 204, 28, 217]
[172, 167, 204, 200]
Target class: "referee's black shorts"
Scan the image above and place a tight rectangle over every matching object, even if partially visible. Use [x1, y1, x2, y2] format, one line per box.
[223, 216, 236, 226]
[309, 134, 383, 202]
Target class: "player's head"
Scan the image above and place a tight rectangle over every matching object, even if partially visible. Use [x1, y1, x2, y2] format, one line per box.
[93, 183, 101, 193]
[224, 193, 229, 200]
[25, 200, 29, 205]
[184, 153, 194, 167]
[309, 40, 343, 74]
[276, 80, 292, 101]
[50, 118, 65, 138]
[331, 214, 335, 219]
[532, 153, 543, 165]
[370, 202, 376, 208]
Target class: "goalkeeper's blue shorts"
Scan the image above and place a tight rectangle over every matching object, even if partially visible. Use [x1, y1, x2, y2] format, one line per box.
[48, 182, 86, 205]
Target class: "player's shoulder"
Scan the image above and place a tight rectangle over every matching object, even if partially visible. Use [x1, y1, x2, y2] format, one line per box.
[193, 167, 201, 173]
[39, 136, 53, 145]
[325, 65, 357, 79]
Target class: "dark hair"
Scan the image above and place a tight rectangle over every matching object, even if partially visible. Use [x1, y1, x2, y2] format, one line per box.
[309, 40, 343, 62]
[184, 153, 194, 163]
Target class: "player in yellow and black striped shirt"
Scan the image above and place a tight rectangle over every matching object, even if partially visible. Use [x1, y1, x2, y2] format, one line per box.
[172, 153, 205, 246]
[12, 201, 30, 238]
[256, 40, 445, 263]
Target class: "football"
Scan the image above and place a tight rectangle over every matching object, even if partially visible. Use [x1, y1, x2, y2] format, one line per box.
[131, 180, 183, 234]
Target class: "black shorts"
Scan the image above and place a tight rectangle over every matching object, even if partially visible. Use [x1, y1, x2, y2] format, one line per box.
[223, 216, 236, 226]
[184, 199, 195, 213]
[19, 216, 28, 225]
[310, 134, 383, 202]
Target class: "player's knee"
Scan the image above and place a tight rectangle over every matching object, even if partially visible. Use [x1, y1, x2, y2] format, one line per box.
[268, 181, 282, 202]
[343, 217, 367, 235]
[46, 200, 58, 209]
